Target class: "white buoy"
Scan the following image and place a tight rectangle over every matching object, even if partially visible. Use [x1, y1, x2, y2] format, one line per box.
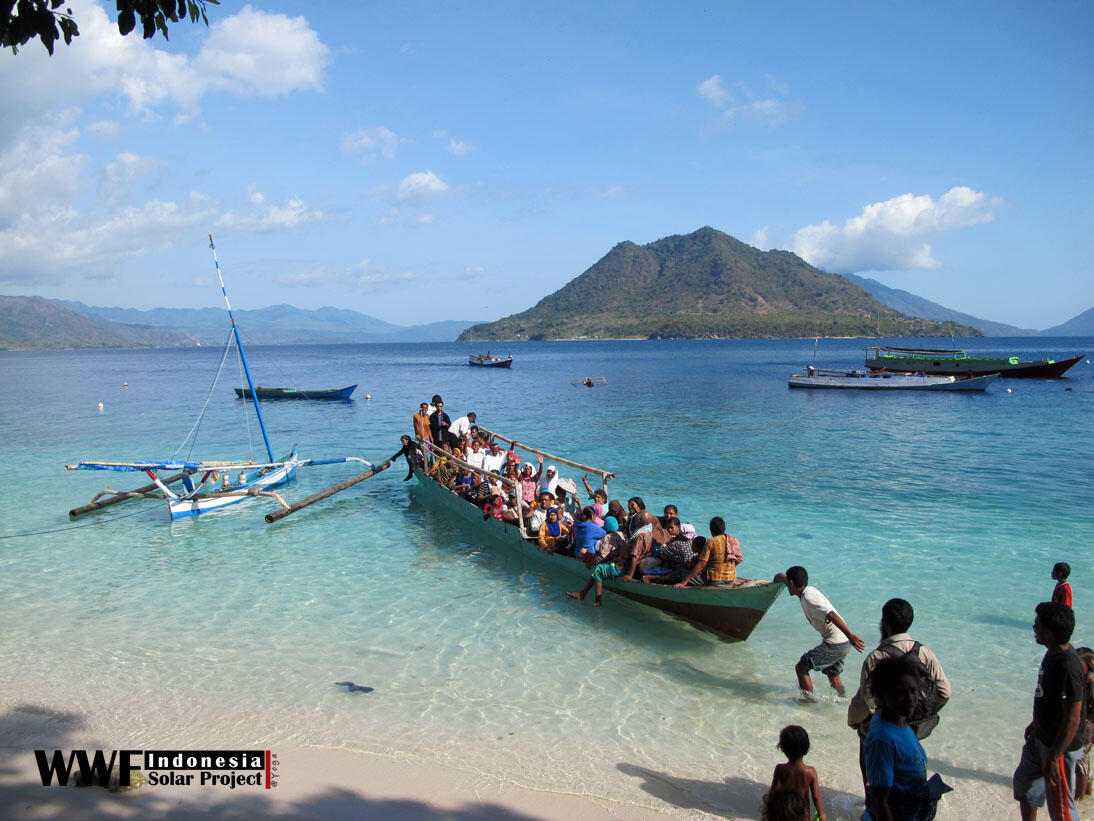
[365, 394, 372, 400]
[1006, 388, 1012, 393]
[98, 402, 104, 412]
[123, 382, 128, 387]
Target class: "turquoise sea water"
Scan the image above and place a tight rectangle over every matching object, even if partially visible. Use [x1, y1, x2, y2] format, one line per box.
[1, 337, 1091, 818]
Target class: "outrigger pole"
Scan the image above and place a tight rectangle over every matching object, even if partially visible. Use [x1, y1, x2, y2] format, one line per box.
[209, 233, 274, 463]
[264, 458, 390, 522]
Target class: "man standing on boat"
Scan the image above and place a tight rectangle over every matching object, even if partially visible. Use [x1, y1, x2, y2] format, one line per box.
[774, 566, 865, 700]
[450, 411, 476, 446]
[847, 598, 951, 796]
[429, 399, 451, 448]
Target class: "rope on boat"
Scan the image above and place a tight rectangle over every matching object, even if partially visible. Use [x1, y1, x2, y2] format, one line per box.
[0, 502, 156, 539]
[173, 330, 236, 461]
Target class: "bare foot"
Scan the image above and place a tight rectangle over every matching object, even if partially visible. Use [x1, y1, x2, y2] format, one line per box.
[798, 690, 817, 704]
[566, 592, 582, 600]
[592, 601, 601, 607]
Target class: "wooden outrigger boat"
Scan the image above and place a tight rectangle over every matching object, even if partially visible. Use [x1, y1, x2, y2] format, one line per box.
[411, 427, 783, 641]
[66, 235, 388, 522]
[234, 384, 357, 400]
[788, 367, 998, 391]
[864, 346, 1083, 378]
[468, 353, 513, 368]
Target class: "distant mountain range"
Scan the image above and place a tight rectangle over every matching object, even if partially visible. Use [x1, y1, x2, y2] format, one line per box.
[2, 227, 1091, 349]
[0, 298, 481, 349]
[462, 227, 980, 340]
[840, 274, 1040, 337]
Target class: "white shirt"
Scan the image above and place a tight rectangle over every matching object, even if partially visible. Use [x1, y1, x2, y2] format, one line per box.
[451, 416, 473, 439]
[465, 448, 487, 470]
[482, 451, 505, 474]
[799, 586, 843, 644]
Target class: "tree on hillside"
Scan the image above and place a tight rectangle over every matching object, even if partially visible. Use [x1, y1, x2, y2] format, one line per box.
[1, 0, 218, 55]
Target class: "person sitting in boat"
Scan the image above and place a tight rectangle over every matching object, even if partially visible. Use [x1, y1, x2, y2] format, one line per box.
[607, 499, 627, 528]
[648, 519, 695, 583]
[537, 507, 572, 553]
[483, 492, 519, 525]
[539, 462, 560, 495]
[452, 466, 474, 496]
[573, 506, 607, 561]
[673, 517, 742, 587]
[465, 440, 487, 471]
[661, 504, 679, 528]
[469, 471, 493, 503]
[555, 478, 582, 520]
[527, 489, 557, 533]
[518, 462, 542, 510]
[482, 440, 506, 474]
[581, 474, 608, 526]
[427, 443, 455, 484]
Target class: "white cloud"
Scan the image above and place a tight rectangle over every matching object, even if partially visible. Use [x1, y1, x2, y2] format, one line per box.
[415, 213, 437, 226]
[697, 74, 791, 128]
[447, 138, 473, 156]
[698, 75, 730, 107]
[750, 227, 770, 250]
[594, 185, 623, 199]
[193, 5, 330, 98]
[99, 151, 150, 206]
[218, 188, 324, 233]
[397, 170, 449, 202]
[342, 126, 401, 163]
[0, 1, 330, 131]
[785, 187, 1004, 273]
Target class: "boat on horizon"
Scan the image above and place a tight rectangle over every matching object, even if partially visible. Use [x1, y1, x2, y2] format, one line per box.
[66, 236, 381, 522]
[468, 353, 513, 368]
[864, 346, 1083, 378]
[789, 367, 998, 391]
[411, 427, 783, 641]
[234, 384, 357, 400]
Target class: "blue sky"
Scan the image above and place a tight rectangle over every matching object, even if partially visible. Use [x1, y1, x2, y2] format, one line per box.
[1, 1, 1091, 328]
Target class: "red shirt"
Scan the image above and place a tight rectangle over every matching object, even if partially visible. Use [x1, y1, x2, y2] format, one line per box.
[1053, 581, 1073, 607]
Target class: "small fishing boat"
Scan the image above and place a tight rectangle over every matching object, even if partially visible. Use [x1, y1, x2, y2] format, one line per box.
[468, 353, 513, 368]
[572, 376, 607, 388]
[865, 346, 1083, 378]
[411, 427, 783, 641]
[66, 236, 386, 522]
[788, 367, 998, 391]
[234, 385, 357, 400]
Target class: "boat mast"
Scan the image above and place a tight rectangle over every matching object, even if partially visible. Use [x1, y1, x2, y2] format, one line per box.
[208, 233, 275, 463]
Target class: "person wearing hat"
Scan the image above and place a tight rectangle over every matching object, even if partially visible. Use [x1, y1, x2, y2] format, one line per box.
[538, 458, 560, 495]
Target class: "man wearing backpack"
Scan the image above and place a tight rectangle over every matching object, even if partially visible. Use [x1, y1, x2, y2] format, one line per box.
[847, 597, 951, 798]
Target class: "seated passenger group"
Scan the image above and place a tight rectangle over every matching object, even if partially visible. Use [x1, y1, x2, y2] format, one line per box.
[411, 395, 744, 604]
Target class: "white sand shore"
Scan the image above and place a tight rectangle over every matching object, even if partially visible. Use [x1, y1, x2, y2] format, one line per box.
[1, 745, 686, 820]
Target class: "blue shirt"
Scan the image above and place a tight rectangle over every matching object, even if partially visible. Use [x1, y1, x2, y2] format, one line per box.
[864, 714, 926, 793]
[572, 521, 606, 557]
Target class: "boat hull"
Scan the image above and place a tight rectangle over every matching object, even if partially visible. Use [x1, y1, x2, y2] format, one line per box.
[788, 372, 998, 391]
[864, 352, 1082, 378]
[168, 459, 297, 519]
[411, 468, 783, 641]
[234, 385, 356, 400]
[468, 355, 512, 368]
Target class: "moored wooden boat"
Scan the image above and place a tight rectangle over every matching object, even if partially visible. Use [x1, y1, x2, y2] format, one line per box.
[468, 353, 513, 368]
[234, 384, 356, 400]
[411, 429, 783, 641]
[788, 367, 998, 391]
[864, 346, 1082, 378]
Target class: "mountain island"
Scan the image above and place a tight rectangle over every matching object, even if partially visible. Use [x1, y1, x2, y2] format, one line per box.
[460, 227, 979, 340]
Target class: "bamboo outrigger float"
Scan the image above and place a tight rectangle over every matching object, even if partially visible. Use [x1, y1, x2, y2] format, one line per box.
[65, 235, 388, 523]
[411, 427, 783, 641]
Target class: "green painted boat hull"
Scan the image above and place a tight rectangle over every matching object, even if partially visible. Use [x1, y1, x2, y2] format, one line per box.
[411, 469, 784, 641]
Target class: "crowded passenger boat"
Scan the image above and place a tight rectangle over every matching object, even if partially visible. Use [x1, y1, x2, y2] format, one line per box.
[395, 395, 784, 641]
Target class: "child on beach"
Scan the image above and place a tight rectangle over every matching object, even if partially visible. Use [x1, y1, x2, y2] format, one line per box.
[765, 725, 825, 821]
[1052, 562, 1073, 607]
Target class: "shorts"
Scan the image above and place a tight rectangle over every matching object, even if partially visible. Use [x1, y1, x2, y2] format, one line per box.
[800, 641, 851, 678]
[1013, 734, 1081, 820]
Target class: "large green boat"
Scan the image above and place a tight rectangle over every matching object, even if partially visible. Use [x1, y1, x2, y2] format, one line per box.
[864, 346, 1083, 378]
[410, 429, 783, 641]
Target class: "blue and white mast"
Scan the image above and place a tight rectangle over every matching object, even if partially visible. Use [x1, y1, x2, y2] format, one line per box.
[209, 233, 275, 463]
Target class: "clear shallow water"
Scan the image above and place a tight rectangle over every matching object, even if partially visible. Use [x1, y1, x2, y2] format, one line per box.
[1, 337, 1091, 818]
